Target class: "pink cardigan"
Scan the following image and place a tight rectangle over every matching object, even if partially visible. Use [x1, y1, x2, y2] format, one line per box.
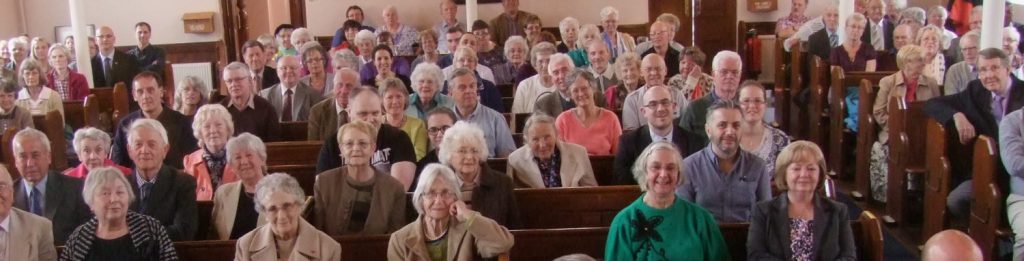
[46, 70, 90, 101]
[555, 108, 622, 155]
[183, 149, 238, 200]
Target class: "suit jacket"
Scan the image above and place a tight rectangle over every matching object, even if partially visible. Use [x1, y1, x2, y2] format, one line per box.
[258, 81, 324, 121]
[472, 167, 522, 229]
[210, 181, 266, 240]
[507, 141, 597, 188]
[235, 219, 341, 261]
[7, 208, 57, 260]
[489, 10, 540, 47]
[807, 28, 834, 61]
[312, 167, 407, 237]
[307, 99, 348, 141]
[925, 76, 1024, 141]
[257, 66, 280, 90]
[129, 165, 199, 241]
[182, 149, 239, 201]
[13, 171, 91, 245]
[110, 107, 197, 169]
[387, 215, 514, 261]
[883, 19, 896, 52]
[90, 50, 140, 88]
[874, 72, 942, 144]
[747, 194, 856, 260]
[613, 125, 703, 185]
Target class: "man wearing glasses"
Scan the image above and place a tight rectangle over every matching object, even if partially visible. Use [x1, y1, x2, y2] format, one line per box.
[641, 21, 681, 78]
[219, 62, 282, 141]
[613, 85, 702, 185]
[414, 107, 458, 191]
[679, 51, 743, 145]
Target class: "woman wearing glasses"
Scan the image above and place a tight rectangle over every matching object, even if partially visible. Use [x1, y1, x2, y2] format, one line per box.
[737, 81, 790, 179]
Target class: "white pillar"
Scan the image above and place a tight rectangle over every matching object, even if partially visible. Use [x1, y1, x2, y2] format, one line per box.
[981, 0, 1007, 50]
[69, 0, 94, 88]
[837, 0, 855, 41]
[465, 0, 477, 32]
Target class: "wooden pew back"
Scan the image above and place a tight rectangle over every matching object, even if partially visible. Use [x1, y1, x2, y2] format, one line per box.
[29, 110, 68, 173]
[278, 121, 308, 141]
[788, 46, 806, 139]
[827, 69, 891, 180]
[516, 186, 641, 229]
[63, 100, 85, 130]
[854, 78, 880, 200]
[806, 56, 829, 147]
[922, 119, 951, 241]
[884, 98, 927, 224]
[970, 135, 1007, 261]
[264, 141, 322, 166]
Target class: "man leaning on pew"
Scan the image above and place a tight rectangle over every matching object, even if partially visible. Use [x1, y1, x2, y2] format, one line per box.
[925, 48, 1024, 220]
[613, 85, 702, 185]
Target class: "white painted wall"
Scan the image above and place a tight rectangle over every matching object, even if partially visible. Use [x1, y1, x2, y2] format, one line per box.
[304, 0, 649, 37]
[0, 0, 23, 37]
[19, 0, 223, 44]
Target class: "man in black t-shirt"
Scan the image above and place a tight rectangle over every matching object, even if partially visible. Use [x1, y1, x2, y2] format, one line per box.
[316, 87, 417, 190]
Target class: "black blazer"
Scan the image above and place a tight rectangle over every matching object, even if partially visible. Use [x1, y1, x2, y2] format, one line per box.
[925, 76, 1024, 140]
[883, 19, 896, 52]
[260, 66, 280, 89]
[472, 166, 522, 229]
[13, 171, 91, 245]
[91, 51, 141, 110]
[612, 125, 703, 185]
[747, 194, 857, 261]
[129, 165, 198, 241]
[807, 28, 834, 61]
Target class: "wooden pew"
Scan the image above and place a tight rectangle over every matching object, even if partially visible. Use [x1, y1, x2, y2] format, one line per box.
[502, 97, 514, 113]
[29, 110, 68, 173]
[264, 141, 322, 166]
[921, 119, 950, 241]
[970, 135, 1012, 261]
[86, 83, 130, 132]
[82, 94, 104, 130]
[497, 83, 515, 98]
[1, 128, 16, 180]
[195, 201, 214, 240]
[853, 78, 880, 200]
[62, 100, 85, 130]
[788, 46, 806, 140]
[806, 56, 830, 154]
[491, 155, 616, 186]
[513, 112, 530, 133]
[773, 39, 791, 133]
[278, 121, 308, 141]
[884, 98, 927, 224]
[111, 82, 130, 123]
[515, 186, 641, 229]
[827, 69, 890, 180]
[267, 164, 317, 195]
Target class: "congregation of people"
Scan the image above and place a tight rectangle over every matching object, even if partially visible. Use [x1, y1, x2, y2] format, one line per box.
[0, 0, 1011, 259]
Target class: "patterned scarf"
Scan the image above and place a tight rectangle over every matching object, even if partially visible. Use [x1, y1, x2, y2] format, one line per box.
[203, 147, 227, 188]
[533, 149, 562, 188]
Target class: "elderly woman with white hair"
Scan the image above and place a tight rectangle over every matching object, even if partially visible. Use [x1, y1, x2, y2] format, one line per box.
[236, 173, 342, 260]
[331, 48, 361, 73]
[1003, 27, 1024, 79]
[378, 5, 420, 56]
[313, 120, 408, 236]
[406, 63, 455, 119]
[511, 42, 556, 113]
[61, 167, 178, 260]
[508, 113, 596, 188]
[66, 127, 132, 178]
[5, 37, 27, 71]
[493, 36, 530, 86]
[917, 25, 947, 85]
[184, 104, 237, 200]
[289, 28, 314, 53]
[600, 6, 636, 61]
[567, 24, 601, 67]
[299, 42, 334, 95]
[439, 121, 521, 227]
[172, 75, 210, 118]
[387, 163, 514, 260]
[47, 44, 89, 100]
[17, 59, 64, 118]
[604, 141, 729, 260]
[353, 30, 377, 70]
[210, 133, 268, 240]
[557, 17, 581, 53]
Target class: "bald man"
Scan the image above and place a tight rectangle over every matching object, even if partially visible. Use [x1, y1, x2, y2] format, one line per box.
[91, 26, 141, 109]
[921, 230, 983, 261]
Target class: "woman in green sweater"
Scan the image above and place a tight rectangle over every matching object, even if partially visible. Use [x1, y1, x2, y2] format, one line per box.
[605, 141, 730, 260]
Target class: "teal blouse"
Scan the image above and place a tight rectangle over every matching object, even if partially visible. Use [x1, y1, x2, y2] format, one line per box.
[605, 195, 730, 261]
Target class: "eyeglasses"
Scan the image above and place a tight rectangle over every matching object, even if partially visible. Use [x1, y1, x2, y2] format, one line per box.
[264, 202, 299, 214]
[644, 99, 675, 108]
[225, 77, 250, 84]
[341, 141, 372, 149]
[648, 31, 670, 38]
[422, 191, 455, 200]
[428, 125, 451, 134]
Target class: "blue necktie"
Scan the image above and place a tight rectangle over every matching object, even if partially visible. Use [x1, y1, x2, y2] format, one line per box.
[30, 186, 42, 216]
[140, 182, 154, 212]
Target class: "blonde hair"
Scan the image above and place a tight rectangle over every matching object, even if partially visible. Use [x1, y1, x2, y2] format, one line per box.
[773, 141, 827, 191]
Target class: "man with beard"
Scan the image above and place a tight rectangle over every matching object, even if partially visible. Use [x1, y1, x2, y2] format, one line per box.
[612, 85, 702, 185]
[676, 101, 770, 223]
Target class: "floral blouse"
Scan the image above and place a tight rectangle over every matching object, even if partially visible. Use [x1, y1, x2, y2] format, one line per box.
[666, 73, 714, 101]
[790, 218, 814, 261]
[749, 125, 791, 179]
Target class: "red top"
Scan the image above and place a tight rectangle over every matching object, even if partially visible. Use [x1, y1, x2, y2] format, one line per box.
[903, 72, 919, 102]
[63, 159, 132, 179]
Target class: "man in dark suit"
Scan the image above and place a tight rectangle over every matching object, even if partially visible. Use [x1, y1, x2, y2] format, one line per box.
[307, 68, 357, 140]
[124, 118, 198, 241]
[806, 5, 840, 61]
[91, 26, 141, 110]
[11, 128, 91, 245]
[241, 40, 279, 90]
[613, 86, 702, 185]
[110, 72, 197, 169]
[258, 55, 324, 122]
[925, 48, 1024, 220]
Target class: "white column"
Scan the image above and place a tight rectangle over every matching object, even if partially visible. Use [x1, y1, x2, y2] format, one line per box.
[69, 0, 94, 88]
[466, 0, 477, 31]
[837, 0, 855, 41]
[980, 0, 1007, 50]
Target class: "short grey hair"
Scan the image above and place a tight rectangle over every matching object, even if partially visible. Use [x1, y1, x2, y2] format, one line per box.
[631, 141, 685, 191]
[332, 48, 360, 70]
[929, 5, 948, 20]
[559, 17, 580, 36]
[454, 46, 478, 63]
[83, 167, 136, 208]
[600, 6, 620, 21]
[73, 127, 111, 154]
[565, 69, 597, 90]
[548, 53, 576, 72]
[254, 173, 306, 214]
[656, 13, 681, 32]
[411, 163, 462, 214]
[411, 63, 444, 93]
[223, 61, 253, 78]
[901, 7, 926, 25]
[712, 50, 743, 71]
[13, 128, 50, 154]
[504, 36, 529, 58]
[354, 30, 376, 46]
[962, 30, 981, 45]
[846, 13, 867, 27]
[450, 67, 476, 81]
[523, 113, 556, 138]
[290, 27, 313, 47]
[128, 118, 169, 146]
[1004, 26, 1022, 44]
[530, 42, 556, 65]
[299, 41, 328, 68]
[7, 37, 26, 53]
[439, 121, 489, 164]
[226, 133, 268, 163]
[173, 75, 210, 111]
[577, 24, 601, 46]
[191, 104, 235, 143]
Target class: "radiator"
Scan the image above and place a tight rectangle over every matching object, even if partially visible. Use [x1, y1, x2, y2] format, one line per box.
[171, 62, 214, 91]
[758, 35, 777, 83]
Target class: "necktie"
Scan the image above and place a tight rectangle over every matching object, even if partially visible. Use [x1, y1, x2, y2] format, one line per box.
[0, 226, 7, 260]
[29, 186, 42, 216]
[254, 74, 263, 90]
[994, 95, 1006, 122]
[282, 89, 294, 122]
[829, 33, 838, 47]
[140, 182, 154, 212]
[103, 57, 113, 83]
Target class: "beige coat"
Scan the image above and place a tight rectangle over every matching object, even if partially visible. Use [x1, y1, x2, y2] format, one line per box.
[387, 214, 514, 261]
[506, 141, 597, 188]
[234, 219, 341, 261]
[873, 72, 942, 144]
[8, 208, 56, 261]
[312, 167, 407, 236]
[210, 181, 267, 240]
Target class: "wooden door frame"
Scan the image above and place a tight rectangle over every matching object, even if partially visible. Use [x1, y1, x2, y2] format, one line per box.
[220, 0, 247, 62]
[289, 0, 307, 28]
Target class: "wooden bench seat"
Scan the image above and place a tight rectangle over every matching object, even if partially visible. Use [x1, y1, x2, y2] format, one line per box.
[884, 98, 927, 225]
[827, 69, 890, 181]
